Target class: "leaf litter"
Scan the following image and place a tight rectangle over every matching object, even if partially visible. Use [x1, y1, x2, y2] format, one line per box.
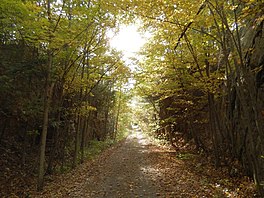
[12, 132, 258, 197]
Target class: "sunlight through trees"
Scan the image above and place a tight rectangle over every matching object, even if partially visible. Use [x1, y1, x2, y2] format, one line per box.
[0, 0, 263, 196]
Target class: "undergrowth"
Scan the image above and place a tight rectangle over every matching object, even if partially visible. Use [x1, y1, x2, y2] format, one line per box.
[84, 139, 116, 161]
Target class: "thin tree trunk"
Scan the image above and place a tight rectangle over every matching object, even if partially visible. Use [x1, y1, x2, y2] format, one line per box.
[0, 119, 8, 143]
[80, 117, 87, 163]
[104, 109, 109, 137]
[22, 126, 28, 166]
[208, 93, 220, 167]
[114, 88, 122, 140]
[73, 114, 81, 168]
[37, 0, 53, 190]
[61, 121, 72, 172]
[37, 51, 53, 191]
[46, 111, 61, 174]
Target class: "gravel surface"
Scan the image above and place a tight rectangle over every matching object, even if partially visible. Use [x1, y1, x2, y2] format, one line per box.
[32, 131, 256, 198]
[68, 131, 159, 198]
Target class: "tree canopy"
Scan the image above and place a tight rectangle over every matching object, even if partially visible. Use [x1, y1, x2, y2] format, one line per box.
[0, 0, 264, 196]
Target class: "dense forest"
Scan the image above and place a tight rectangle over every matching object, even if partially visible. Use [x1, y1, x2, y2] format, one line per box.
[0, 0, 264, 197]
[132, 0, 264, 196]
[0, 0, 132, 194]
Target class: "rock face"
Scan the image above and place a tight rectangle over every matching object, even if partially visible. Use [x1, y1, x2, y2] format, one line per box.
[242, 18, 264, 88]
[239, 18, 264, 194]
[243, 20, 264, 69]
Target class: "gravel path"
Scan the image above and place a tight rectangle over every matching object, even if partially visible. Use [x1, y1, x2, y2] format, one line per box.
[68, 131, 159, 198]
[32, 131, 254, 198]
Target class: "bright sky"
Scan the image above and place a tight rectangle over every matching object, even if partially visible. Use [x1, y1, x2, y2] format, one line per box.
[108, 24, 150, 60]
[108, 23, 151, 91]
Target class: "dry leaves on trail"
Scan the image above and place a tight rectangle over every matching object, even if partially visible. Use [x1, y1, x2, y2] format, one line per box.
[14, 133, 258, 197]
[150, 145, 256, 198]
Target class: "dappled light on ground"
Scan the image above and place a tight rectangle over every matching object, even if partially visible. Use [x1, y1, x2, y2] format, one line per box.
[28, 130, 256, 197]
[129, 131, 150, 145]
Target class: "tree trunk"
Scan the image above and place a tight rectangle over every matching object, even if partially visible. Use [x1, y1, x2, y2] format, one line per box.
[37, 52, 53, 191]
[37, 0, 53, 191]
[73, 114, 81, 168]
[46, 112, 61, 174]
[80, 117, 87, 163]
[208, 93, 220, 167]
[114, 88, 122, 140]
[0, 118, 8, 143]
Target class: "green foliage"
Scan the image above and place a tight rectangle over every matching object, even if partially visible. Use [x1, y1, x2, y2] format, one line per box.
[176, 153, 195, 160]
[0, 0, 133, 189]
[1, 0, 263, 195]
[83, 139, 115, 160]
[125, 0, 264, 195]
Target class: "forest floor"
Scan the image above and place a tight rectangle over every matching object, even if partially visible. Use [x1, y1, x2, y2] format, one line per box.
[25, 131, 257, 198]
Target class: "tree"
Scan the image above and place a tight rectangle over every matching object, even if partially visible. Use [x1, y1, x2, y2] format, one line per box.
[0, 0, 131, 191]
[123, 0, 264, 195]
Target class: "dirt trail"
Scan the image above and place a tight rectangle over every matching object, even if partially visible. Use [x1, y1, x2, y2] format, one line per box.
[33, 131, 255, 198]
[68, 132, 159, 197]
